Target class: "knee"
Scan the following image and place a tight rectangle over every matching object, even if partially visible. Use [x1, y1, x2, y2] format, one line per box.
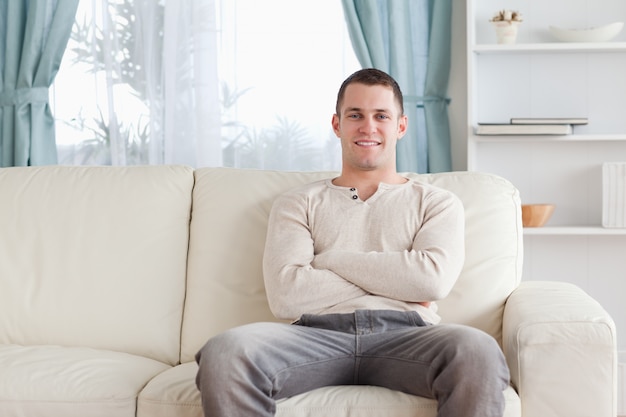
[195, 323, 276, 390]
[196, 329, 237, 365]
[196, 322, 286, 370]
[197, 323, 264, 365]
[438, 326, 510, 385]
[455, 326, 503, 359]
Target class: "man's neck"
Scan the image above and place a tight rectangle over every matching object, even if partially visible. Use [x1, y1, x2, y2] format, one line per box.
[333, 170, 407, 201]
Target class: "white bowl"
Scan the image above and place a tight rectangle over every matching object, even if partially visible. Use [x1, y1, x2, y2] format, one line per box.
[549, 21, 624, 42]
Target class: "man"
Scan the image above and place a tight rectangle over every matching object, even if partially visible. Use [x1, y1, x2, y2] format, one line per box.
[195, 68, 510, 417]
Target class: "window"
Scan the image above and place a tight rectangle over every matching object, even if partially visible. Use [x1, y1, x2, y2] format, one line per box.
[51, 0, 360, 170]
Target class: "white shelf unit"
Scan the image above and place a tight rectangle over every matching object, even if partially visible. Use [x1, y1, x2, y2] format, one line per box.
[466, 0, 626, 354]
[474, 42, 626, 54]
[523, 226, 626, 235]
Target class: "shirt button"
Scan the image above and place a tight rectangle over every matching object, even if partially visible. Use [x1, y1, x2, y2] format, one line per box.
[352, 195, 358, 200]
[350, 188, 356, 191]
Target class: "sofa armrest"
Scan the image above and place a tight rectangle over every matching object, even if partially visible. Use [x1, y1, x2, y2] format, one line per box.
[503, 281, 617, 417]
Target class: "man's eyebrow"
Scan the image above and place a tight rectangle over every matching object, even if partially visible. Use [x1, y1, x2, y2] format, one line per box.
[344, 107, 391, 113]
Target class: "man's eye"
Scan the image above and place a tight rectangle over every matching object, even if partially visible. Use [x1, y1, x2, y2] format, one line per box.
[348, 114, 360, 119]
[377, 114, 390, 120]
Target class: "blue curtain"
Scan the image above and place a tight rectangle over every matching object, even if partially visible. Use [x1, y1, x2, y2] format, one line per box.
[341, 0, 452, 173]
[0, 0, 78, 167]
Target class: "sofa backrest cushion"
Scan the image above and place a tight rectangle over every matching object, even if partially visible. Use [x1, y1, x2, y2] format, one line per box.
[0, 165, 193, 366]
[417, 172, 523, 340]
[181, 168, 522, 362]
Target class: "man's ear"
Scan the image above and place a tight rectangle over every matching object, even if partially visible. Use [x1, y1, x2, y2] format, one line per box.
[397, 114, 408, 139]
[331, 114, 340, 137]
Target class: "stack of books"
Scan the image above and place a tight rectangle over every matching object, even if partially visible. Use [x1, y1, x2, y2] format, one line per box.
[475, 117, 588, 135]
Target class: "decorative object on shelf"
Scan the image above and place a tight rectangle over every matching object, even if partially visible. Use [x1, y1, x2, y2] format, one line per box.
[522, 204, 555, 227]
[490, 10, 523, 44]
[602, 162, 626, 228]
[549, 21, 624, 42]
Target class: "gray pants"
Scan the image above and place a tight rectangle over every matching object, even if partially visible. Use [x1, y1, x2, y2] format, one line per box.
[195, 309, 510, 417]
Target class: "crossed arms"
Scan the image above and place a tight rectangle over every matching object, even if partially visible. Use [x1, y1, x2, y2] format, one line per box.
[262, 186, 465, 320]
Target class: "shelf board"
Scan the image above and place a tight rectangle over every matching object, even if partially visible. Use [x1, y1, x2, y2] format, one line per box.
[473, 42, 626, 54]
[523, 226, 626, 236]
[469, 134, 626, 142]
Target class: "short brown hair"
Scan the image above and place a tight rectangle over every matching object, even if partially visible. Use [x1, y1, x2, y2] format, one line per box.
[335, 68, 404, 117]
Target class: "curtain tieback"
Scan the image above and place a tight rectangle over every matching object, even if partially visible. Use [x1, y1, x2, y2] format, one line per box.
[404, 95, 451, 108]
[0, 87, 49, 106]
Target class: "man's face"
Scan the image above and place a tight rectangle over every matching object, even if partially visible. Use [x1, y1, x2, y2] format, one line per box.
[332, 83, 407, 173]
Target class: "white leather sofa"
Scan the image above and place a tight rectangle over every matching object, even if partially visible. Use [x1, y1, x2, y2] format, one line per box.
[0, 165, 616, 417]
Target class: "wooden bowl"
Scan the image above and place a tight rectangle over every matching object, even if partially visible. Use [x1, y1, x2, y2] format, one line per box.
[522, 204, 555, 227]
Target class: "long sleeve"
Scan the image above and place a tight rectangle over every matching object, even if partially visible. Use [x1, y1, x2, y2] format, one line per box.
[262, 179, 465, 324]
[263, 190, 368, 320]
[312, 191, 464, 302]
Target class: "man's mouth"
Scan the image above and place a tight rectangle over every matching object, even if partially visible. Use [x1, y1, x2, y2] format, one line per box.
[355, 140, 381, 147]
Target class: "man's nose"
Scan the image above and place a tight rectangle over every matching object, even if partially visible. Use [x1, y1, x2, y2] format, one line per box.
[359, 117, 377, 133]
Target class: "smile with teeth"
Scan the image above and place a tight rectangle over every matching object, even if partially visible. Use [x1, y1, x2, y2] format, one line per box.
[355, 140, 380, 146]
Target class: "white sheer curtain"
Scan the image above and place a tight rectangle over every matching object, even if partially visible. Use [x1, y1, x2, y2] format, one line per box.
[53, 0, 219, 166]
[163, 0, 221, 167]
[52, 0, 359, 169]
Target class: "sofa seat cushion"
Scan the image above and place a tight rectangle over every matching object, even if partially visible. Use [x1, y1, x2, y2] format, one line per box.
[278, 385, 521, 417]
[0, 344, 170, 417]
[138, 362, 521, 417]
[138, 362, 203, 417]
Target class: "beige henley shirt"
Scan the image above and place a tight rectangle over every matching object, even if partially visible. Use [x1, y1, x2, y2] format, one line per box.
[263, 178, 465, 325]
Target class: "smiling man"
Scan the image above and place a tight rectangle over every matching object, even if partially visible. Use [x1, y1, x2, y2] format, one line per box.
[195, 68, 510, 417]
[331, 70, 408, 200]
